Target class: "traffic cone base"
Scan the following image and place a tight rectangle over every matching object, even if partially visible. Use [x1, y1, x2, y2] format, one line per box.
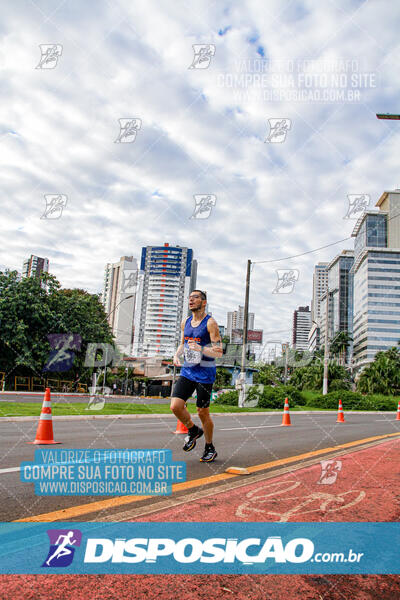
[281, 397, 291, 426]
[28, 388, 61, 444]
[28, 439, 61, 445]
[175, 419, 188, 434]
[337, 399, 346, 423]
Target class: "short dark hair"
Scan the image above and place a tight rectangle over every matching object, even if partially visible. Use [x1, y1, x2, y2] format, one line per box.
[191, 289, 207, 301]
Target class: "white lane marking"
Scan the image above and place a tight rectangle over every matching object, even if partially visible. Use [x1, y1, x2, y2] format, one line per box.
[219, 425, 283, 431]
[0, 467, 20, 474]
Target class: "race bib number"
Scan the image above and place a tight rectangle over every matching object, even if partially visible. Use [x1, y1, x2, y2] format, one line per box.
[184, 345, 202, 365]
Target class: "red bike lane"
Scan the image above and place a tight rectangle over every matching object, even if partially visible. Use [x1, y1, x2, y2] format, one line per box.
[1, 437, 399, 599]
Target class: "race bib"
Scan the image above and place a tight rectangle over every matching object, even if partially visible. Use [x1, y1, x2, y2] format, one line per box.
[184, 345, 202, 365]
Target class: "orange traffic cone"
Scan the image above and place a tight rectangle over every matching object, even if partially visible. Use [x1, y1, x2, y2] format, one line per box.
[174, 419, 188, 434]
[396, 401, 400, 421]
[281, 397, 291, 426]
[336, 399, 346, 423]
[28, 388, 61, 444]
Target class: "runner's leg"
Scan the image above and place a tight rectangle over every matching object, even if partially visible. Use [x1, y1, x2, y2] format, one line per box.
[170, 376, 196, 428]
[197, 407, 213, 444]
[196, 382, 214, 444]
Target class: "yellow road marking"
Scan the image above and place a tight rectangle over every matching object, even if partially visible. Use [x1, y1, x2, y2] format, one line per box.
[15, 432, 400, 522]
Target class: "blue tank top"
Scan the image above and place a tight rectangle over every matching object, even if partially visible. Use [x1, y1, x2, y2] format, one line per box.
[180, 314, 216, 383]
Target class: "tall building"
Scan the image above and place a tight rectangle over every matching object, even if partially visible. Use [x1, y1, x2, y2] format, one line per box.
[102, 256, 139, 354]
[311, 262, 328, 326]
[351, 189, 400, 372]
[307, 322, 320, 353]
[292, 306, 311, 350]
[133, 243, 197, 356]
[309, 262, 329, 352]
[22, 255, 49, 279]
[319, 251, 354, 364]
[226, 306, 255, 339]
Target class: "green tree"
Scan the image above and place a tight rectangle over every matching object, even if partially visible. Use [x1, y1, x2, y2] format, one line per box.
[357, 346, 400, 395]
[288, 360, 351, 391]
[214, 367, 232, 389]
[252, 362, 280, 386]
[329, 331, 353, 366]
[0, 270, 113, 384]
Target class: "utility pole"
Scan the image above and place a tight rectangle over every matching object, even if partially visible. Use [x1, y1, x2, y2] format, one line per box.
[322, 290, 330, 395]
[283, 343, 289, 384]
[238, 259, 251, 407]
[102, 346, 108, 395]
[124, 367, 129, 395]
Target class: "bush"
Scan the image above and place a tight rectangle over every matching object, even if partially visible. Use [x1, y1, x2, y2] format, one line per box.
[328, 378, 351, 391]
[309, 390, 363, 409]
[213, 390, 239, 405]
[246, 385, 305, 409]
[257, 387, 283, 409]
[364, 395, 398, 411]
[309, 390, 398, 411]
[279, 385, 304, 406]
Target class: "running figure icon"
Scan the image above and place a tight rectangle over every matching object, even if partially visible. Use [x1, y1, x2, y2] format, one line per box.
[45, 531, 77, 566]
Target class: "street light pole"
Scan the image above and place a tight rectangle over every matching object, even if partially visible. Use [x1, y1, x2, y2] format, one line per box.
[238, 259, 251, 407]
[283, 343, 289, 384]
[322, 290, 330, 395]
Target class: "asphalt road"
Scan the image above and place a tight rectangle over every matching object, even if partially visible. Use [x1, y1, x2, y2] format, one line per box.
[0, 412, 398, 521]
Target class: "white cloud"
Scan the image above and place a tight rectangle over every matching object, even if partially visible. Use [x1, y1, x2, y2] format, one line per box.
[1, 0, 400, 347]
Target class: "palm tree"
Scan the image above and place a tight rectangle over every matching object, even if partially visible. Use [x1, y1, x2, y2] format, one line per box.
[329, 331, 353, 366]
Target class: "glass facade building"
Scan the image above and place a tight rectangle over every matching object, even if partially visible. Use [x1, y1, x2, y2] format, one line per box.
[318, 251, 354, 364]
[351, 205, 400, 371]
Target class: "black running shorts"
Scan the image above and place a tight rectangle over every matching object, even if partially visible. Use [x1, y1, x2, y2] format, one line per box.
[172, 376, 213, 408]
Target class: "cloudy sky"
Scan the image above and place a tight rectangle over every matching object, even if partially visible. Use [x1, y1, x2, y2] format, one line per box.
[2, 0, 400, 354]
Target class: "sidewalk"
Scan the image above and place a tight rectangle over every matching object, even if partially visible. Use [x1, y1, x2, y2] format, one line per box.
[1, 436, 399, 599]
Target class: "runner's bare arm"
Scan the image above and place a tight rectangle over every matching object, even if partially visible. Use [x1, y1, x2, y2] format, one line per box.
[173, 319, 186, 366]
[202, 318, 223, 358]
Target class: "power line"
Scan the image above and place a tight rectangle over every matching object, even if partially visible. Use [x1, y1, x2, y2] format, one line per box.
[252, 206, 400, 265]
[252, 237, 352, 264]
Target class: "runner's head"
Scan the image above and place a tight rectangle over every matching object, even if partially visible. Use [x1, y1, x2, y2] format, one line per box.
[189, 290, 207, 314]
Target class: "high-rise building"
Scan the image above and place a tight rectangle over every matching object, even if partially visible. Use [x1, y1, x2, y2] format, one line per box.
[319, 250, 354, 362]
[311, 262, 328, 326]
[292, 306, 311, 350]
[226, 306, 255, 339]
[22, 255, 49, 279]
[102, 256, 139, 354]
[351, 189, 400, 372]
[133, 243, 197, 356]
[309, 262, 329, 352]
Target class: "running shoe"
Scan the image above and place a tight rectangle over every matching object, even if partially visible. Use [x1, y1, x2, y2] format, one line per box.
[200, 445, 218, 462]
[182, 425, 203, 452]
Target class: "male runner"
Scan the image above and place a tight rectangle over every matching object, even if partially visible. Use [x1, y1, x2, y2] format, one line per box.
[171, 290, 223, 462]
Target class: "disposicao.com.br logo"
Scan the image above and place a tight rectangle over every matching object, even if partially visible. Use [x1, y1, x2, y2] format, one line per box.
[38, 527, 366, 573]
[83, 535, 315, 564]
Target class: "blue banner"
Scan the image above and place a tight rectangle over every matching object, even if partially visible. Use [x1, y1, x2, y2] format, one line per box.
[20, 449, 186, 496]
[0, 522, 398, 574]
